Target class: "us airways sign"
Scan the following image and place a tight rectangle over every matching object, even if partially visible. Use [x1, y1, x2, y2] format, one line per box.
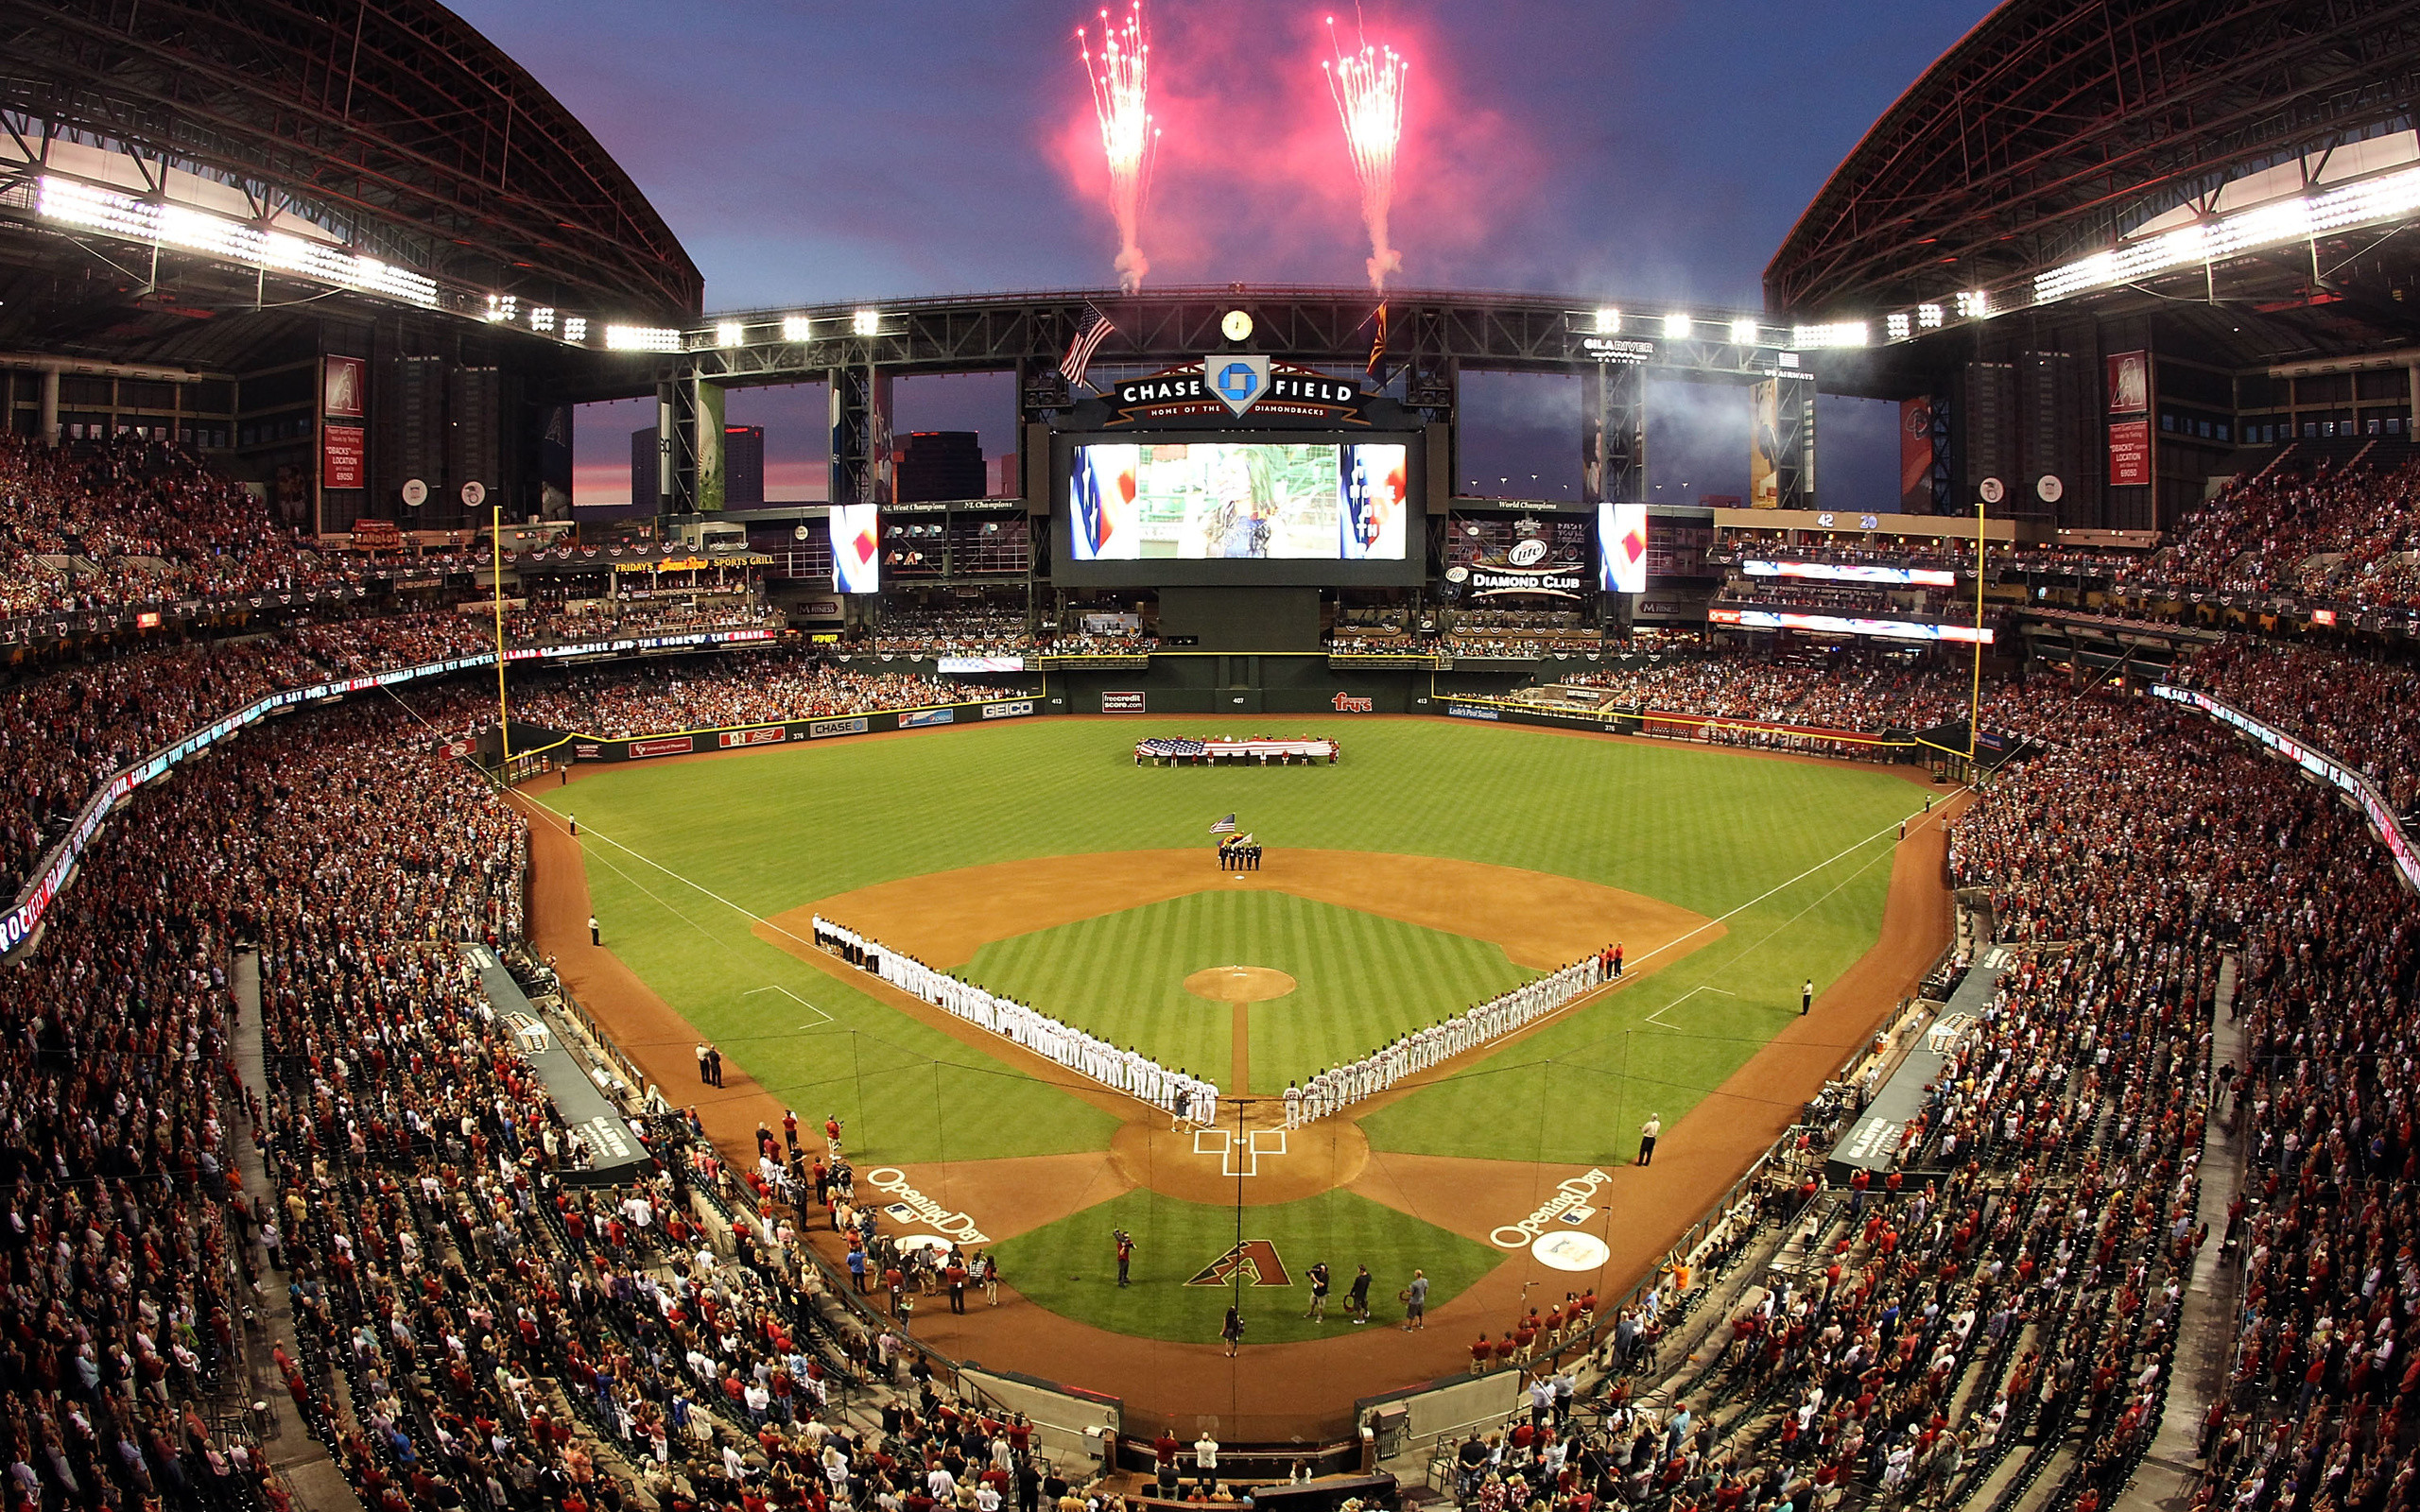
[1105, 359, 1375, 427]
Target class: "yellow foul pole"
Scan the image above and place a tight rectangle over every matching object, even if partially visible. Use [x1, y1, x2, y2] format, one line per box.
[1967, 495, 1986, 762]
[493, 503, 510, 765]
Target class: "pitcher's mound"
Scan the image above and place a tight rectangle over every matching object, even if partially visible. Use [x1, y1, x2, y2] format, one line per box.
[1184, 966, 1297, 1003]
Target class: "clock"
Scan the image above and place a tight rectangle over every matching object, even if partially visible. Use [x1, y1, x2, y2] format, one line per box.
[1220, 309, 1254, 342]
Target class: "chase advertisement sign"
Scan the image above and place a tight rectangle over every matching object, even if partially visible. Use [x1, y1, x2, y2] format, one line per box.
[1103, 360, 1375, 427]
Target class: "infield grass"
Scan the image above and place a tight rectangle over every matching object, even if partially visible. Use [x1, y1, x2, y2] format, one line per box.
[537, 713, 1925, 1171]
[963, 890, 1538, 1093]
[987, 1186, 1500, 1347]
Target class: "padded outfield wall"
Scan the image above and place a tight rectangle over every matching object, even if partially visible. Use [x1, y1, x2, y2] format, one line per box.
[507, 655, 1941, 760]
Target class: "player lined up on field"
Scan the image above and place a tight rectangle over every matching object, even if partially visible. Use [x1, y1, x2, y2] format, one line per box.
[1280, 953, 1610, 1126]
[810, 916, 1221, 1124]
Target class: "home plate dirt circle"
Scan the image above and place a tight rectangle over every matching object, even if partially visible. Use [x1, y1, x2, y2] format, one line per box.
[1183, 965, 1297, 1003]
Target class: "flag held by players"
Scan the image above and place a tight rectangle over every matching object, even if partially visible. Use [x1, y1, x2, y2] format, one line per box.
[1209, 814, 1237, 834]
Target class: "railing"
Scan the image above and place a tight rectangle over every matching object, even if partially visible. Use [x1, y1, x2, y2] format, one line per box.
[2152, 682, 2420, 891]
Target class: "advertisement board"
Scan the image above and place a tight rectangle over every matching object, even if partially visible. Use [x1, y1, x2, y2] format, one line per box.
[2108, 419, 2152, 488]
[1101, 692, 1148, 713]
[321, 424, 366, 490]
[1709, 606, 1994, 644]
[1749, 381, 1781, 508]
[1745, 559, 1955, 588]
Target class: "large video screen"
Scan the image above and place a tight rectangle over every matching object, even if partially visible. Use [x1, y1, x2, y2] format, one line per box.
[1070, 440, 1408, 561]
[1060, 433, 1413, 588]
[1598, 502, 1649, 594]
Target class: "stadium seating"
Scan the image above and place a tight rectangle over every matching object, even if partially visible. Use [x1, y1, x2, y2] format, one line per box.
[5, 435, 2419, 1512]
[0, 435, 339, 613]
[2120, 455, 2420, 607]
[497, 653, 981, 738]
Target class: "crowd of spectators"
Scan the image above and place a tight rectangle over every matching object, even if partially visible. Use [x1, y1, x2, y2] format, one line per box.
[1715, 582, 1907, 617]
[1557, 651, 1982, 734]
[496, 653, 991, 739]
[0, 667, 1088, 1512]
[501, 596, 782, 647]
[0, 683, 533, 1512]
[1951, 690, 2419, 1512]
[851, 608, 1157, 658]
[867, 609, 1029, 656]
[1447, 684, 2403, 1512]
[2169, 636, 2420, 817]
[2122, 458, 2420, 608]
[0, 435, 339, 615]
[0, 637, 303, 891]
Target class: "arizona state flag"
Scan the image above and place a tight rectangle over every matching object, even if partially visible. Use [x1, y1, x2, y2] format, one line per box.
[1366, 302, 1388, 379]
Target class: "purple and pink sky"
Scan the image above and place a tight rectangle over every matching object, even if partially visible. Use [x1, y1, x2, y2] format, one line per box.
[448, 0, 2000, 507]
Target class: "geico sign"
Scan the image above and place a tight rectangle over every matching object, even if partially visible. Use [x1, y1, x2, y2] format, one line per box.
[1491, 1168, 1613, 1249]
[862, 1167, 992, 1244]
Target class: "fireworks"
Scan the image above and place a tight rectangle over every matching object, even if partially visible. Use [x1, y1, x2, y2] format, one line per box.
[1322, 15, 1408, 291]
[1078, 1, 1159, 293]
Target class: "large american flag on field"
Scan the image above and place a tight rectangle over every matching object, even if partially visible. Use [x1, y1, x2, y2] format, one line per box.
[1208, 810, 1238, 833]
[1061, 302, 1117, 391]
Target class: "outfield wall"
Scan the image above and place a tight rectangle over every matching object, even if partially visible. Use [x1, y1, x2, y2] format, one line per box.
[512, 693, 1046, 762]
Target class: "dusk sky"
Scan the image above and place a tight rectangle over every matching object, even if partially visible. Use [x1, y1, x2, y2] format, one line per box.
[449, 0, 2003, 506]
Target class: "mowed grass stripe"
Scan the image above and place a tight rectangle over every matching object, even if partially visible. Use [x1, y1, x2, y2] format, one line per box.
[966, 890, 1534, 1094]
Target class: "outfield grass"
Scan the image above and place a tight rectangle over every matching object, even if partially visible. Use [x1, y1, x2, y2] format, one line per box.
[986, 1186, 1501, 1346]
[540, 714, 1923, 1171]
[962, 890, 1538, 1093]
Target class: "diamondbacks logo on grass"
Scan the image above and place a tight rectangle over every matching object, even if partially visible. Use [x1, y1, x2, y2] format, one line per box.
[1185, 1239, 1292, 1287]
[1330, 693, 1374, 713]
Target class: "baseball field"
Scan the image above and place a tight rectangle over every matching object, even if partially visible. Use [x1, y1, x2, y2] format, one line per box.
[518, 712, 1957, 1432]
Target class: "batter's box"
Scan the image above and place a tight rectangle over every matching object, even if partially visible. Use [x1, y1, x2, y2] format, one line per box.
[1192, 1127, 1288, 1177]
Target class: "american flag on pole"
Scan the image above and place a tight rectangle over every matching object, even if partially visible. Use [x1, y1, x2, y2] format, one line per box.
[1061, 302, 1117, 391]
[1209, 813, 1238, 834]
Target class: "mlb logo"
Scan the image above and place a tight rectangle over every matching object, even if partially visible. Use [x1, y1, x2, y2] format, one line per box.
[1207, 355, 1270, 417]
